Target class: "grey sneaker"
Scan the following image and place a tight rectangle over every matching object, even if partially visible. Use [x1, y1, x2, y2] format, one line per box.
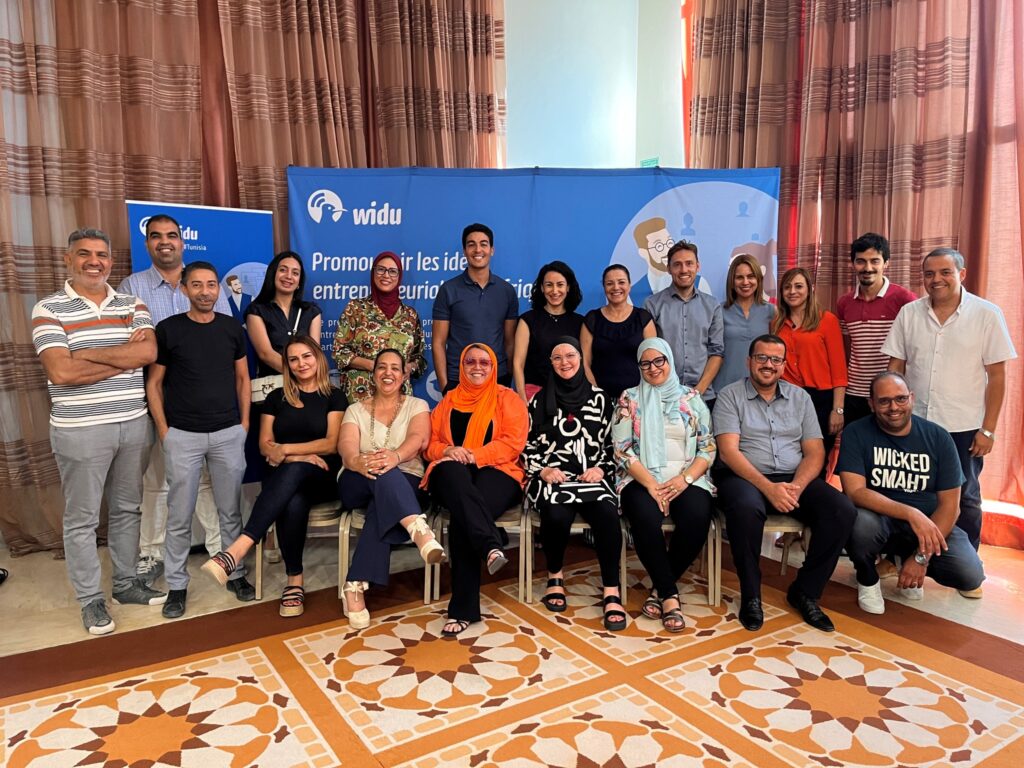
[113, 578, 168, 606]
[136, 555, 164, 585]
[82, 599, 116, 636]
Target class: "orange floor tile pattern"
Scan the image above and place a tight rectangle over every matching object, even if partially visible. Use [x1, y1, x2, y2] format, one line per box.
[3, 559, 1023, 767]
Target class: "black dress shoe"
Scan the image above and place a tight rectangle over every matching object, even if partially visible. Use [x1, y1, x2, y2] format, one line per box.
[162, 588, 187, 619]
[227, 577, 256, 602]
[787, 585, 835, 632]
[738, 597, 764, 631]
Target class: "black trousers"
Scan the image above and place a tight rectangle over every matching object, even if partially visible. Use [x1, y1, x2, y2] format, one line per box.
[621, 481, 714, 599]
[429, 462, 522, 622]
[714, 467, 855, 601]
[805, 387, 838, 473]
[844, 394, 872, 427]
[537, 498, 621, 587]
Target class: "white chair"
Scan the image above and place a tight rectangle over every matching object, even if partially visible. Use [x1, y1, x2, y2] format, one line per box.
[764, 514, 811, 575]
[254, 500, 343, 600]
[429, 504, 528, 603]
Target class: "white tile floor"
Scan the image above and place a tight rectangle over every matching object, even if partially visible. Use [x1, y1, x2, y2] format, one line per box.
[2, 530, 1021, 658]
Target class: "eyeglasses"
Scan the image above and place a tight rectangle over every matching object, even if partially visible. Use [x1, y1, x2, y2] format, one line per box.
[550, 352, 580, 364]
[638, 355, 669, 371]
[875, 394, 911, 407]
[752, 353, 786, 366]
[648, 238, 674, 254]
[374, 266, 400, 278]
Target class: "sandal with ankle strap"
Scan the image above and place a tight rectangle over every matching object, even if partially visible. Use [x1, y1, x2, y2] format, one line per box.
[279, 585, 305, 618]
[405, 514, 446, 565]
[441, 618, 471, 637]
[342, 580, 370, 630]
[641, 590, 661, 620]
[660, 595, 685, 634]
[541, 577, 567, 613]
[200, 551, 236, 587]
[486, 549, 508, 575]
[602, 594, 627, 632]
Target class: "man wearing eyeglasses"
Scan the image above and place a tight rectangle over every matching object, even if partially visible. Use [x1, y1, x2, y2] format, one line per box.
[643, 241, 724, 404]
[714, 334, 856, 632]
[836, 372, 983, 615]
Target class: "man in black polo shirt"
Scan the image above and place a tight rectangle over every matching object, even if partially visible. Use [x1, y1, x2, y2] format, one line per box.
[147, 261, 255, 618]
[432, 223, 519, 391]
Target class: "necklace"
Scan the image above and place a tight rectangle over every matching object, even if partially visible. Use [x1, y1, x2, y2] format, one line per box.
[368, 394, 405, 451]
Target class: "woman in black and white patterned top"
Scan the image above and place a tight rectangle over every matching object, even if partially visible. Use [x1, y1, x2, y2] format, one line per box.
[523, 336, 625, 631]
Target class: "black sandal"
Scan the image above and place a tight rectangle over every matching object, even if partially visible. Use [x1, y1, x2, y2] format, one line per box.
[0, 568, 7, 587]
[602, 594, 627, 632]
[541, 578, 567, 612]
[279, 585, 305, 618]
[486, 549, 508, 575]
[641, 590, 661, 620]
[660, 595, 685, 634]
[442, 618, 471, 637]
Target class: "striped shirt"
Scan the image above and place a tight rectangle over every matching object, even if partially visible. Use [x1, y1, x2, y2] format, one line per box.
[32, 281, 154, 428]
[836, 278, 917, 398]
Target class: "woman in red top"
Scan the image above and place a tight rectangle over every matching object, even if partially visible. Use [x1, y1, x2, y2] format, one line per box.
[771, 267, 848, 464]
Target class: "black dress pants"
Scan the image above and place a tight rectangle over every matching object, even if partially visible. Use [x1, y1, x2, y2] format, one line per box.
[621, 481, 714, 599]
[429, 462, 522, 622]
[538, 498, 621, 587]
[715, 467, 855, 601]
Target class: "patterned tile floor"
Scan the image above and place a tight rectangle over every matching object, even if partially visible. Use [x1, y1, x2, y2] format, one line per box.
[3, 559, 1023, 767]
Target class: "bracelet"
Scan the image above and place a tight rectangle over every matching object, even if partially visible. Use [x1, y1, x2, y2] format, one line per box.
[979, 428, 995, 440]
[392, 448, 402, 463]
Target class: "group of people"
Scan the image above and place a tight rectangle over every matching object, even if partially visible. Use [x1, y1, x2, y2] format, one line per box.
[32, 219, 1015, 640]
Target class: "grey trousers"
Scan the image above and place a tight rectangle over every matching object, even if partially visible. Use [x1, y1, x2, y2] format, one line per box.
[50, 415, 153, 606]
[162, 424, 247, 590]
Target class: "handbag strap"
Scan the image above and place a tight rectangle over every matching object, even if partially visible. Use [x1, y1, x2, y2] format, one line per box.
[291, 307, 302, 335]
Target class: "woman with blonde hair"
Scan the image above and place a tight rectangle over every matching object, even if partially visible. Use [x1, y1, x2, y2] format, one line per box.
[772, 267, 847, 462]
[713, 254, 776, 396]
[201, 335, 346, 617]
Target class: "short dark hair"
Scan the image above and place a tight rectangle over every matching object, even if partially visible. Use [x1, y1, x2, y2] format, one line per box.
[850, 232, 890, 262]
[667, 240, 698, 266]
[226, 274, 240, 283]
[462, 223, 493, 248]
[145, 213, 181, 236]
[183, 260, 219, 282]
[602, 263, 631, 282]
[749, 333, 786, 357]
[67, 227, 110, 250]
[923, 246, 965, 270]
[869, 371, 910, 398]
[373, 347, 406, 371]
[530, 260, 583, 312]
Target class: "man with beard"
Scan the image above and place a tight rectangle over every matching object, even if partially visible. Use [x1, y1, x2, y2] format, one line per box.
[837, 372, 984, 614]
[714, 335, 855, 632]
[836, 233, 916, 426]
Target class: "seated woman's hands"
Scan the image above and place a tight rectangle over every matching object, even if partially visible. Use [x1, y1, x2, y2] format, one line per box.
[286, 454, 329, 470]
[642, 475, 687, 515]
[359, 448, 401, 478]
[578, 467, 604, 483]
[442, 445, 476, 464]
[539, 467, 567, 484]
[264, 441, 288, 467]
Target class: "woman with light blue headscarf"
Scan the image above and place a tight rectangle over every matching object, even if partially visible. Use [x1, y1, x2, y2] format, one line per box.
[611, 337, 716, 633]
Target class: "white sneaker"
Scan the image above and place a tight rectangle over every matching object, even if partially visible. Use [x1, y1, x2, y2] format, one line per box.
[857, 582, 885, 614]
[900, 585, 924, 600]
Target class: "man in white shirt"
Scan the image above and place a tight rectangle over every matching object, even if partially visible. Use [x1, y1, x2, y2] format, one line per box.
[882, 247, 1016, 569]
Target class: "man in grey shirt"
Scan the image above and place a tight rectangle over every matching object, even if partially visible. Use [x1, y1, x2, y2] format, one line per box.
[714, 334, 856, 633]
[643, 241, 724, 403]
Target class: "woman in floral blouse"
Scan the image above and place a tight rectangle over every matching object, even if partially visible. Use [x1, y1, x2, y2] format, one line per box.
[333, 251, 426, 401]
[612, 338, 716, 634]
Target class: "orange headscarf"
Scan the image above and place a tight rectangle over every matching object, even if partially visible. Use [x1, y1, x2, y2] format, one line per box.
[448, 343, 499, 449]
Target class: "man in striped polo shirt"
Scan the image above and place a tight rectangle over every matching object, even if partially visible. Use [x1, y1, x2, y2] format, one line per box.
[836, 233, 917, 426]
[33, 228, 167, 636]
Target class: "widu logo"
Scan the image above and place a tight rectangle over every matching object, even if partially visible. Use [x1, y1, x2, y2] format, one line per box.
[306, 188, 402, 226]
[307, 189, 346, 223]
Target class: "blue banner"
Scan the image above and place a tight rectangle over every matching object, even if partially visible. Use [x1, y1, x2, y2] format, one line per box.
[287, 167, 780, 402]
[126, 201, 275, 319]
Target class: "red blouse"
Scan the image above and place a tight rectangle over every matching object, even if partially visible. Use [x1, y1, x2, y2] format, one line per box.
[777, 311, 848, 390]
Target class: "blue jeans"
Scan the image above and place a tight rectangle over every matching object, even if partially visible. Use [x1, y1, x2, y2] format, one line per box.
[847, 507, 985, 591]
[50, 416, 153, 605]
[949, 430, 984, 549]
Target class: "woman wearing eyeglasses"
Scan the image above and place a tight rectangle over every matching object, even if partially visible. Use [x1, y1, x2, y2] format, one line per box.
[612, 338, 716, 633]
[523, 337, 624, 630]
[333, 251, 426, 402]
[772, 267, 848, 465]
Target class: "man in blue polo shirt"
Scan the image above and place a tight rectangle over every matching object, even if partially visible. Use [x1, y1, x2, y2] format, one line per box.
[837, 371, 984, 614]
[432, 223, 519, 391]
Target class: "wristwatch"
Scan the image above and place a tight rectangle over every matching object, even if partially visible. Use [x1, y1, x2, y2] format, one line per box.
[979, 428, 995, 440]
[913, 551, 930, 566]
[833, 407, 844, 415]
[683, 474, 694, 485]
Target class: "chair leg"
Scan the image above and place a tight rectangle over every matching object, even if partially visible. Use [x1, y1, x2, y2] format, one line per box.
[255, 535, 264, 601]
[265, 525, 281, 564]
[780, 533, 792, 575]
[526, 517, 536, 604]
[338, 513, 351, 600]
[619, 519, 628, 605]
[431, 513, 443, 602]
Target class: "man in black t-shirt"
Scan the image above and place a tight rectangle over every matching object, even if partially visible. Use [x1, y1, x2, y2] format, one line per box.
[837, 372, 984, 616]
[146, 261, 254, 619]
